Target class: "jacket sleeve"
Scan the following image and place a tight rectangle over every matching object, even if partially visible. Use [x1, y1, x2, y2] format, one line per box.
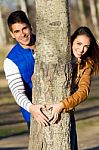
[61, 67, 92, 111]
[4, 58, 32, 112]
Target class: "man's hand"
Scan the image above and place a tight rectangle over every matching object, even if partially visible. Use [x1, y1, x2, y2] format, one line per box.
[29, 104, 49, 126]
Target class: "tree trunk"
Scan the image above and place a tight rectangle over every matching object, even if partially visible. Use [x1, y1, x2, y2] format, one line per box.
[89, 0, 99, 39]
[96, 0, 99, 20]
[77, 0, 87, 25]
[0, 7, 7, 45]
[29, 0, 72, 149]
[16, 0, 28, 16]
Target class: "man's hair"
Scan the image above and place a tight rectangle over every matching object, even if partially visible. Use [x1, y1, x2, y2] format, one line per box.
[7, 10, 31, 31]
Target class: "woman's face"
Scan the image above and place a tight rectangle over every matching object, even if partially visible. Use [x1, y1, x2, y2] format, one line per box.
[72, 35, 90, 59]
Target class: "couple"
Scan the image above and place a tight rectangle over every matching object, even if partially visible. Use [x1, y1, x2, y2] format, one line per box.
[4, 10, 99, 149]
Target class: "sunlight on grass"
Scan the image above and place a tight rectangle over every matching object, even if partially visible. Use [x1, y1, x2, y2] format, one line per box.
[0, 123, 28, 138]
[0, 97, 14, 105]
[0, 44, 99, 140]
[77, 118, 99, 129]
[0, 44, 13, 70]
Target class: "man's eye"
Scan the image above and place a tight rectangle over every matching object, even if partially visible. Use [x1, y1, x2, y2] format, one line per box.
[14, 30, 19, 33]
[23, 27, 28, 30]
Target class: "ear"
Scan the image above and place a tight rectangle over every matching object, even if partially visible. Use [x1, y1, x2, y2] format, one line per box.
[10, 31, 15, 39]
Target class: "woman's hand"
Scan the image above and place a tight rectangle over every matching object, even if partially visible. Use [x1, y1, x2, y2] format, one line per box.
[29, 104, 49, 126]
[47, 102, 64, 124]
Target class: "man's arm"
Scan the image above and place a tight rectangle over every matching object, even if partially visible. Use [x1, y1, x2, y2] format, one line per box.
[4, 58, 32, 112]
[4, 58, 49, 126]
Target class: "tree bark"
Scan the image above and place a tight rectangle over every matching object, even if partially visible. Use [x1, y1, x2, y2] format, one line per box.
[29, 0, 72, 149]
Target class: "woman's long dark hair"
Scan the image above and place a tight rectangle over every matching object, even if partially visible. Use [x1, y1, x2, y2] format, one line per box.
[71, 26, 99, 75]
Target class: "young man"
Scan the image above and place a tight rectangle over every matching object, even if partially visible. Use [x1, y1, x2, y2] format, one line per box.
[4, 10, 49, 128]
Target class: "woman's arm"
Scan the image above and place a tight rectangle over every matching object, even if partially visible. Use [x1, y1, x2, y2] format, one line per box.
[48, 66, 92, 124]
[61, 67, 92, 111]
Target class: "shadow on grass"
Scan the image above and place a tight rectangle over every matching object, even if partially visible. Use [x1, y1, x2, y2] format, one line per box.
[0, 147, 27, 150]
[0, 130, 28, 140]
[75, 105, 99, 121]
[0, 87, 12, 99]
[84, 146, 99, 150]
[0, 102, 19, 115]
[0, 102, 24, 125]
[0, 70, 5, 79]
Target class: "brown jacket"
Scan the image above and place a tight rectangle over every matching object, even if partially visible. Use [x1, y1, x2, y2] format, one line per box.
[61, 57, 94, 111]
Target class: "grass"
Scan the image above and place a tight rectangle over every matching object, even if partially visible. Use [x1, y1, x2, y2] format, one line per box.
[0, 97, 14, 105]
[0, 44, 13, 70]
[77, 118, 99, 129]
[0, 123, 28, 138]
[0, 44, 99, 138]
[0, 96, 27, 138]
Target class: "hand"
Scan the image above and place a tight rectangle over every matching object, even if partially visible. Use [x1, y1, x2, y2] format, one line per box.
[29, 104, 49, 126]
[47, 102, 64, 124]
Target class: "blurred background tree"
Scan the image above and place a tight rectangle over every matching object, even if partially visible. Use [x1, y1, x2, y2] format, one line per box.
[0, 0, 98, 46]
[70, 0, 99, 37]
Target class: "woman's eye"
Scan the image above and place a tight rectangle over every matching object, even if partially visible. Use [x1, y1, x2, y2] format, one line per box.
[23, 26, 28, 31]
[23, 27, 28, 30]
[86, 45, 89, 49]
[77, 42, 81, 45]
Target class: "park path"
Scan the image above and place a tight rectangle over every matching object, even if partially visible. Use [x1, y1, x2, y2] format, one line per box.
[0, 134, 28, 150]
[0, 99, 99, 150]
[0, 71, 99, 150]
[1, 124, 99, 150]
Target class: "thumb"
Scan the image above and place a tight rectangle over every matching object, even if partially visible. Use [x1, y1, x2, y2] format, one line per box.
[49, 112, 54, 122]
[47, 105, 53, 110]
[40, 104, 46, 110]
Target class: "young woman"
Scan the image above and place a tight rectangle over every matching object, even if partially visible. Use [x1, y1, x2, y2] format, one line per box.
[48, 26, 99, 149]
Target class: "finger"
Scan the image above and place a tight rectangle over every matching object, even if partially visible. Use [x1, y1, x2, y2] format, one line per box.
[41, 104, 46, 109]
[38, 116, 49, 127]
[40, 120, 45, 126]
[49, 114, 54, 122]
[36, 118, 42, 127]
[51, 113, 58, 124]
[42, 119, 49, 126]
[39, 116, 49, 126]
[40, 112, 49, 122]
[47, 105, 53, 110]
[34, 113, 49, 126]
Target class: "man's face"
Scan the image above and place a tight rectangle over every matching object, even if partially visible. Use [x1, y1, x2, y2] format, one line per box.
[10, 22, 32, 48]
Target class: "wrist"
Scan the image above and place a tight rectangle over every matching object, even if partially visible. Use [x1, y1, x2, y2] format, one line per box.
[29, 104, 34, 112]
[60, 100, 67, 110]
[59, 102, 65, 110]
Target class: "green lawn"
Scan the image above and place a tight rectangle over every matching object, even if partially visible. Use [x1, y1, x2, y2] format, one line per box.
[0, 44, 99, 138]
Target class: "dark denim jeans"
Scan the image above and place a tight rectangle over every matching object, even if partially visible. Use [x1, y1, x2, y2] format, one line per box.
[70, 112, 78, 150]
[27, 122, 30, 131]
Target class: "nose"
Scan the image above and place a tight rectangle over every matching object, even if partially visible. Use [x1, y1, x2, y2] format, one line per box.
[20, 30, 26, 37]
[80, 46, 84, 53]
